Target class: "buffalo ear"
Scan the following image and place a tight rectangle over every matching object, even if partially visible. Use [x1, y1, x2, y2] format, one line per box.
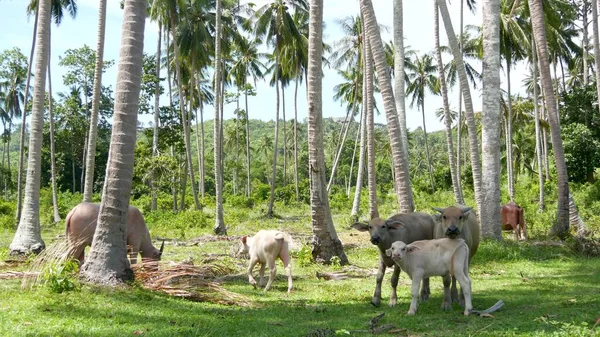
[433, 207, 444, 214]
[407, 246, 420, 253]
[461, 207, 473, 215]
[385, 248, 393, 257]
[350, 222, 368, 232]
[241, 236, 247, 244]
[385, 219, 404, 229]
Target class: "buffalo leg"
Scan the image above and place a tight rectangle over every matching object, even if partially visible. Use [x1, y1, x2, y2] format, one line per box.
[371, 258, 386, 307]
[407, 272, 423, 315]
[279, 250, 293, 294]
[451, 276, 459, 303]
[258, 263, 266, 287]
[389, 265, 400, 307]
[247, 257, 259, 288]
[264, 260, 276, 292]
[441, 275, 452, 311]
[420, 277, 430, 301]
[455, 272, 473, 315]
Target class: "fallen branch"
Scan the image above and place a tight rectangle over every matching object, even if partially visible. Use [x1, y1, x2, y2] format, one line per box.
[0, 271, 40, 280]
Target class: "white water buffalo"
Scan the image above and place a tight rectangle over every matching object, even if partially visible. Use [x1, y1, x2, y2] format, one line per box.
[65, 202, 164, 264]
[433, 205, 479, 306]
[351, 212, 436, 307]
[238, 230, 293, 293]
[386, 238, 472, 315]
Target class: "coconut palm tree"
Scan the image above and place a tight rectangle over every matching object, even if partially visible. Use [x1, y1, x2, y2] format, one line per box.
[480, 0, 502, 240]
[436, 0, 482, 214]
[80, 0, 147, 284]
[406, 52, 438, 192]
[9, 0, 52, 255]
[361, 0, 414, 213]
[213, 0, 226, 234]
[529, 0, 570, 239]
[393, 0, 409, 166]
[307, 0, 348, 264]
[82, 0, 107, 203]
[434, 1, 463, 204]
[151, 22, 162, 211]
[591, 0, 600, 111]
[253, 0, 308, 218]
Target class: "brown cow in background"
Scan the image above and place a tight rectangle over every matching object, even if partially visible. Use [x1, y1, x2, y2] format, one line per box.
[501, 202, 527, 241]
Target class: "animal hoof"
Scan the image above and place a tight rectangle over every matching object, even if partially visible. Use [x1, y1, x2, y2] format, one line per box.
[388, 299, 397, 308]
[371, 299, 381, 308]
[463, 310, 470, 316]
[420, 293, 430, 302]
[441, 302, 451, 311]
[407, 310, 416, 315]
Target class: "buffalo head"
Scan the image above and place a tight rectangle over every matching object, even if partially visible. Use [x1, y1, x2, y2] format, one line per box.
[433, 206, 472, 239]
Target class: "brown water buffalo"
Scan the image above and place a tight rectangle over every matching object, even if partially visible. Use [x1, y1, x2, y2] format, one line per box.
[386, 238, 472, 315]
[65, 202, 163, 264]
[433, 205, 479, 307]
[501, 202, 527, 241]
[351, 212, 436, 307]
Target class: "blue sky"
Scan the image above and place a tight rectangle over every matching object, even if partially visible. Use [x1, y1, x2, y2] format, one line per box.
[0, 0, 526, 133]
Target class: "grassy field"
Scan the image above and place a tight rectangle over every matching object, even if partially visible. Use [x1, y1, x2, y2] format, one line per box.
[1, 202, 599, 337]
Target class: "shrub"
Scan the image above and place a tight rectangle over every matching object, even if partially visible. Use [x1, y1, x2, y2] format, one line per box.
[43, 259, 80, 293]
[226, 195, 255, 209]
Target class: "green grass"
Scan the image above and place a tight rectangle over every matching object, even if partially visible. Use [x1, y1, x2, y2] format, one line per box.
[1, 203, 600, 337]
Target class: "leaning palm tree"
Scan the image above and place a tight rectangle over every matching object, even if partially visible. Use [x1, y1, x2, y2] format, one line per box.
[9, 0, 53, 255]
[434, 1, 463, 204]
[393, 0, 409, 164]
[360, 0, 414, 213]
[436, 0, 482, 214]
[406, 52, 438, 192]
[307, 0, 348, 265]
[480, 0, 502, 240]
[80, 0, 147, 284]
[529, 0, 570, 239]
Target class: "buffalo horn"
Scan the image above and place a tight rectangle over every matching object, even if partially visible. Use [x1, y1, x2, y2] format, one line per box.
[159, 240, 165, 254]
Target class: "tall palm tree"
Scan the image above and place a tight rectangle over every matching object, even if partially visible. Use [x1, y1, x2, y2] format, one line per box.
[16, 0, 78, 220]
[529, 0, 570, 239]
[80, 0, 147, 284]
[47, 30, 60, 223]
[481, 0, 502, 240]
[9, 0, 52, 255]
[82, 0, 107, 202]
[213, 0, 226, 235]
[253, 0, 308, 217]
[229, 36, 265, 197]
[531, 41, 545, 211]
[437, 0, 482, 214]
[434, 1, 463, 204]
[393, 0, 409, 166]
[307, 0, 348, 264]
[361, 0, 414, 213]
[591, 0, 600, 112]
[151, 22, 162, 211]
[406, 52, 438, 192]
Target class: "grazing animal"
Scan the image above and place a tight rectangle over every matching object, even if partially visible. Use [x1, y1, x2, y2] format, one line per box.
[385, 238, 472, 316]
[65, 202, 164, 264]
[238, 230, 293, 293]
[501, 202, 527, 241]
[433, 205, 479, 307]
[351, 212, 436, 307]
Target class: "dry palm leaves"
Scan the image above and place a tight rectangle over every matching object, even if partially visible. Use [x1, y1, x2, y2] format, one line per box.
[133, 261, 251, 307]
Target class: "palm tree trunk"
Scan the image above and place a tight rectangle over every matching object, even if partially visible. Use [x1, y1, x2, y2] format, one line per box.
[9, 0, 49, 255]
[592, 0, 600, 110]
[80, 0, 147, 284]
[235, 89, 240, 195]
[420, 103, 435, 192]
[583, 0, 589, 86]
[83, 0, 107, 203]
[308, 0, 348, 265]
[532, 40, 545, 211]
[81, 92, 89, 193]
[530, 0, 570, 239]
[16, 0, 39, 221]
[151, 22, 162, 211]
[507, 60, 515, 201]
[267, 50, 281, 218]
[170, 12, 200, 211]
[437, 0, 482, 213]
[47, 34, 61, 223]
[245, 87, 251, 198]
[282, 86, 287, 186]
[364, 37, 378, 220]
[481, 0, 502, 241]
[293, 76, 299, 201]
[347, 113, 361, 196]
[213, 0, 226, 234]
[195, 92, 204, 199]
[361, 0, 414, 213]
[434, 2, 463, 204]
[456, 0, 465, 202]
[393, 0, 410, 167]
[165, 30, 178, 212]
[327, 107, 353, 192]
[351, 103, 367, 219]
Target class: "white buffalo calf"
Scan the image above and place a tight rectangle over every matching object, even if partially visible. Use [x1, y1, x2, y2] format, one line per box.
[238, 230, 292, 293]
[385, 238, 472, 316]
